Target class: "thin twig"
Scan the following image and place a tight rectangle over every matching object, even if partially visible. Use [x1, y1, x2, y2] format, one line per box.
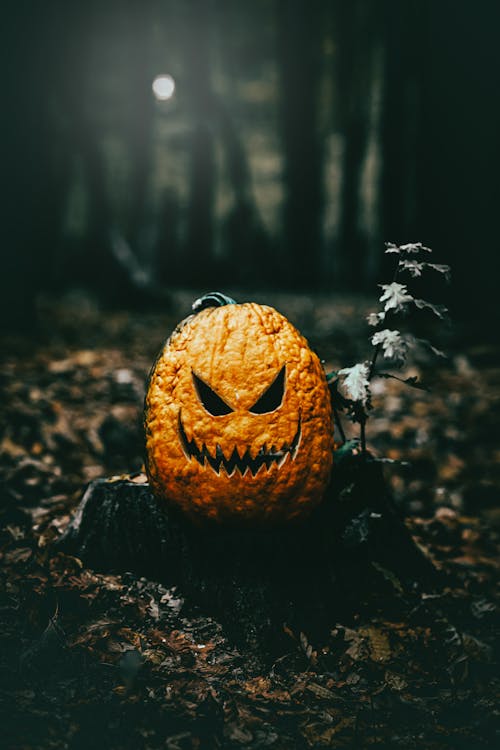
[332, 404, 346, 444]
[360, 418, 367, 455]
[368, 345, 381, 380]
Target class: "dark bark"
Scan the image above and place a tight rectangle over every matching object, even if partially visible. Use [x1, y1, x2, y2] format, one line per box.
[58, 456, 437, 651]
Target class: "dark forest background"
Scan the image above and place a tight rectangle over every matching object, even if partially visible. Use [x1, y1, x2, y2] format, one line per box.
[2, 0, 499, 331]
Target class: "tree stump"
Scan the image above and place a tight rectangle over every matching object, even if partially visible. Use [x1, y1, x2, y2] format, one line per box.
[57, 455, 437, 651]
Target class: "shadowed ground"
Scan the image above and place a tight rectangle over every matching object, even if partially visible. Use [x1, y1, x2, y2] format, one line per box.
[1, 291, 499, 749]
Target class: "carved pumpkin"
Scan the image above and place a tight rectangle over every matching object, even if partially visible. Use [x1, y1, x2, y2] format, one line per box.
[145, 294, 334, 523]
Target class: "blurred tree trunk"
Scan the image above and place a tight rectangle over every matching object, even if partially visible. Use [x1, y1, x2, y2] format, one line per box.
[0, 2, 64, 330]
[212, 2, 274, 285]
[415, 0, 500, 327]
[381, 0, 426, 269]
[125, 1, 155, 272]
[334, 0, 382, 289]
[277, 0, 324, 289]
[216, 100, 275, 286]
[183, 0, 216, 286]
[57, 3, 150, 304]
[58, 6, 115, 293]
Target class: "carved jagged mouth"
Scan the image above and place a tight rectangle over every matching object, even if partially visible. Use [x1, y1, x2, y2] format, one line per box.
[178, 412, 302, 477]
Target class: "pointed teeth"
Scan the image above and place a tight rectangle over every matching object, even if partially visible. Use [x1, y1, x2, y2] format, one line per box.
[277, 452, 289, 468]
[178, 413, 302, 476]
[225, 446, 241, 476]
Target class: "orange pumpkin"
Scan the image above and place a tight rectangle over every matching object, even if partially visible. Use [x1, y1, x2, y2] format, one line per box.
[145, 294, 334, 523]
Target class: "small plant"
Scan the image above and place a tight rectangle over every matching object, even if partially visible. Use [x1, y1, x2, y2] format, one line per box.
[329, 242, 451, 456]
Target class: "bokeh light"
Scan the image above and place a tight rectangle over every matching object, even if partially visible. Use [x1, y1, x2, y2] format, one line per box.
[152, 74, 176, 101]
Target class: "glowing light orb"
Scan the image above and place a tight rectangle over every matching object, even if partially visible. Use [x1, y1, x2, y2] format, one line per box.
[152, 74, 176, 101]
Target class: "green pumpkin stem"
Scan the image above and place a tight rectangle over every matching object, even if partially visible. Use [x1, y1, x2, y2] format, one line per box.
[192, 292, 237, 313]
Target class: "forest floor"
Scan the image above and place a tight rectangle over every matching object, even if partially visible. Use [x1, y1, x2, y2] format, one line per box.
[1, 290, 499, 749]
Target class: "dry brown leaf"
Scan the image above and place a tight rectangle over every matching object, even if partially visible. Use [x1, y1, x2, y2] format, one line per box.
[359, 626, 391, 663]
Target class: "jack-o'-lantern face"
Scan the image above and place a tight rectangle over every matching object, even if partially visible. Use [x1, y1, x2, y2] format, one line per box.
[178, 364, 302, 476]
[145, 297, 334, 523]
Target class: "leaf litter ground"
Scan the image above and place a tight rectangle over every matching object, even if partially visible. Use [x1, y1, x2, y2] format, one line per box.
[1, 291, 499, 749]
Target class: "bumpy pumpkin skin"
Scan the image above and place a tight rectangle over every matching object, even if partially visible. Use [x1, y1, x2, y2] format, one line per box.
[145, 303, 334, 523]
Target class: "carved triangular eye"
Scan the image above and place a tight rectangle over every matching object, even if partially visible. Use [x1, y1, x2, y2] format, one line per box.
[249, 365, 286, 414]
[192, 371, 234, 416]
